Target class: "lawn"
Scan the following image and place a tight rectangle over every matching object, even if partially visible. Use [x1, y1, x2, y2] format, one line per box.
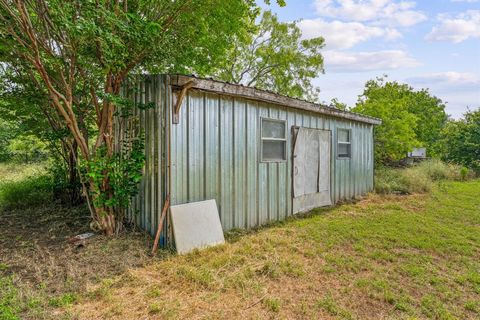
[71, 180, 480, 319]
[1, 164, 479, 319]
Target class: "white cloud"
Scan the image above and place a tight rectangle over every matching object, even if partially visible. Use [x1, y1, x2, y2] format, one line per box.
[298, 19, 401, 49]
[451, 0, 478, 3]
[406, 72, 480, 118]
[323, 50, 421, 72]
[313, 0, 427, 26]
[426, 10, 480, 43]
[407, 72, 480, 86]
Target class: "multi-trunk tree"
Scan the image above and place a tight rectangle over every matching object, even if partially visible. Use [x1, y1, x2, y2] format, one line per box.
[0, 0, 257, 235]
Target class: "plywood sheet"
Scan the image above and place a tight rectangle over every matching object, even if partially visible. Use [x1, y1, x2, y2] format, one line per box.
[293, 127, 332, 214]
[170, 199, 225, 254]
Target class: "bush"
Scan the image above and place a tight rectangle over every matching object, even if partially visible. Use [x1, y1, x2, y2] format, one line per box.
[375, 159, 474, 194]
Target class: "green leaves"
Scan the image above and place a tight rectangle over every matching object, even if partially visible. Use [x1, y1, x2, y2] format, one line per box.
[352, 77, 450, 165]
[353, 79, 421, 164]
[87, 130, 145, 211]
[213, 10, 324, 101]
[439, 109, 480, 173]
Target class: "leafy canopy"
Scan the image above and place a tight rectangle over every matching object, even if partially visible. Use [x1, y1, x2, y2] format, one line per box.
[0, 0, 266, 233]
[352, 77, 448, 164]
[353, 78, 419, 163]
[213, 10, 325, 101]
[439, 109, 480, 173]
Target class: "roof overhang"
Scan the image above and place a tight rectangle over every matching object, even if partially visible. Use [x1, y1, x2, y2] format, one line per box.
[169, 75, 382, 126]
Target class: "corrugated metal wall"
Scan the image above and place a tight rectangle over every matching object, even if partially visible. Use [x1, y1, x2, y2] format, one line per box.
[117, 75, 169, 239]
[121, 75, 375, 239]
[169, 85, 374, 232]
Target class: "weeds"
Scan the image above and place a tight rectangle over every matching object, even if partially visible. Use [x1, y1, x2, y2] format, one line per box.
[48, 294, 77, 308]
[315, 294, 352, 319]
[375, 159, 475, 194]
[0, 163, 52, 209]
[263, 297, 281, 313]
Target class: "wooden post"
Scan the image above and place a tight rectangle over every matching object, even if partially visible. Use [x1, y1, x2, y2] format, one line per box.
[151, 195, 170, 255]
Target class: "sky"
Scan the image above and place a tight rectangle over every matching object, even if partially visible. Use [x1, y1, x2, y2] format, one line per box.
[261, 0, 480, 119]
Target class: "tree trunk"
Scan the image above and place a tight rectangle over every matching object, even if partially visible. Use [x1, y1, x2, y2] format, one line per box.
[67, 141, 81, 205]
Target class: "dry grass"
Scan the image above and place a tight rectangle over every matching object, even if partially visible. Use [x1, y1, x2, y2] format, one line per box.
[0, 164, 156, 320]
[2, 163, 479, 319]
[66, 180, 480, 320]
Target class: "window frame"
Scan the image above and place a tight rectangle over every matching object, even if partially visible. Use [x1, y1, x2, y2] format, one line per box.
[337, 128, 352, 159]
[260, 117, 288, 163]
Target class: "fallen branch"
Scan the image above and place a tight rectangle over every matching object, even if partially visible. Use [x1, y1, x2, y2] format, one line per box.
[245, 294, 267, 310]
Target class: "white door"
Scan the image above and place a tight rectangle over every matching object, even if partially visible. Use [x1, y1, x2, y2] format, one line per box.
[293, 127, 331, 213]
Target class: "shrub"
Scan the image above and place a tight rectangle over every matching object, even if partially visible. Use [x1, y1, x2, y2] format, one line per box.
[460, 167, 469, 181]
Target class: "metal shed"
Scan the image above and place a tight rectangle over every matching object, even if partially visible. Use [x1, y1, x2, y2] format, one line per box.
[117, 74, 381, 246]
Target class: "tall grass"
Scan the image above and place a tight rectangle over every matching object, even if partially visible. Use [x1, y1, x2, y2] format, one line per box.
[375, 159, 475, 194]
[0, 163, 52, 209]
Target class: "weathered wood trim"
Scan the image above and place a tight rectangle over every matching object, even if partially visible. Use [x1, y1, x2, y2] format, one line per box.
[172, 79, 196, 124]
[170, 75, 382, 125]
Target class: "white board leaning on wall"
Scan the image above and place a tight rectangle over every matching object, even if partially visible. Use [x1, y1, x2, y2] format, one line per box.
[170, 199, 225, 254]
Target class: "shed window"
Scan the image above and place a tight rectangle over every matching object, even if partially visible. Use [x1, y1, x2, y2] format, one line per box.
[337, 129, 351, 158]
[261, 118, 287, 161]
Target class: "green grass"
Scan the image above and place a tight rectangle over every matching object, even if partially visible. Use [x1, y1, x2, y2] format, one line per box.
[2, 162, 479, 319]
[68, 179, 480, 319]
[0, 162, 52, 209]
[0, 276, 20, 320]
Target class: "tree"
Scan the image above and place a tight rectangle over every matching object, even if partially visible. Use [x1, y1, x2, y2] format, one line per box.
[0, 118, 17, 161]
[439, 109, 480, 173]
[352, 78, 419, 164]
[0, 0, 256, 235]
[213, 10, 325, 101]
[329, 98, 348, 111]
[0, 65, 84, 203]
[352, 77, 448, 164]
[7, 135, 47, 162]
[404, 89, 448, 156]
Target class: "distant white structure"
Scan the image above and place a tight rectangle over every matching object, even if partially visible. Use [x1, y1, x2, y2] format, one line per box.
[408, 147, 427, 159]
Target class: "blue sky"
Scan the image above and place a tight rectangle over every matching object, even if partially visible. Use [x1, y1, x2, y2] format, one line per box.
[261, 0, 480, 118]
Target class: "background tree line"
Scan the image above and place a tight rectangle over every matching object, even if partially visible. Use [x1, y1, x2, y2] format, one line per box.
[350, 76, 479, 172]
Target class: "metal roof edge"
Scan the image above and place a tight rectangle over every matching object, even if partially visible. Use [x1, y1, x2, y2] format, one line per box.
[166, 74, 382, 125]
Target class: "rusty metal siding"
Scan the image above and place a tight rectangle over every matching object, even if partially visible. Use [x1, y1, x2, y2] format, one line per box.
[169, 86, 375, 231]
